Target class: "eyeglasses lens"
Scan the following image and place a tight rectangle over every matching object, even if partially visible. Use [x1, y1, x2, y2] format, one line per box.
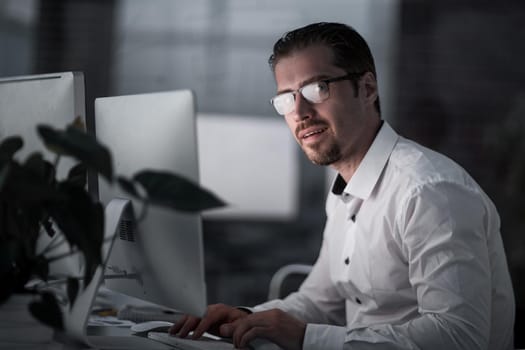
[301, 82, 329, 103]
[272, 93, 294, 115]
[271, 81, 330, 115]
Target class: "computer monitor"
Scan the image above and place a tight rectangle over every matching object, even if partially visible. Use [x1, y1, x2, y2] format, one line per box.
[94, 90, 207, 317]
[0, 72, 88, 177]
[0, 71, 90, 278]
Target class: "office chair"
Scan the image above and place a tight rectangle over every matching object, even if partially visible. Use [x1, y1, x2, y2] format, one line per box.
[267, 264, 312, 300]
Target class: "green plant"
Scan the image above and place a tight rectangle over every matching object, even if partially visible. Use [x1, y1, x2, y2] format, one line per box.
[0, 118, 225, 329]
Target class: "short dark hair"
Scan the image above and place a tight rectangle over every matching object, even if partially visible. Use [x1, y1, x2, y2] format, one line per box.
[269, 22, 380, 114]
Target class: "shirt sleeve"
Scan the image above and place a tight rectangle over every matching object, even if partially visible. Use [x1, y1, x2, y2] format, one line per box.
[339, 181, 495, 350]
[253, 231, 346, 326]
[303, 324, 347, 350]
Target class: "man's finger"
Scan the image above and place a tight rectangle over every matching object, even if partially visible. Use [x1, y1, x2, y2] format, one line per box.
[219, 322, 234, 337]
[238, 326, 265, 349]
[178, 316, 201, 338]
[192, 309, 228, 339]
[230, 315, 266, 347]
[169, 315, 189, 335]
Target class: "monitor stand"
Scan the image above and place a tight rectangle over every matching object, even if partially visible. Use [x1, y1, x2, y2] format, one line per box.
[52, 198, 170, 349]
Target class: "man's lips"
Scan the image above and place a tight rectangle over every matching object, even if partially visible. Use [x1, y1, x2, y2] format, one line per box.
[298, 126, 328, 140]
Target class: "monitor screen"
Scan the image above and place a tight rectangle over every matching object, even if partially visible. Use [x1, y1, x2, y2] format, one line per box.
[0, 71, 90, 278]
[0, 72, 88, 176]
[94, 90, 207, 317]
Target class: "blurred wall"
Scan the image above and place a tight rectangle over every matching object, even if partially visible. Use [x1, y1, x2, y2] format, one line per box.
[393, 0, 525, 341]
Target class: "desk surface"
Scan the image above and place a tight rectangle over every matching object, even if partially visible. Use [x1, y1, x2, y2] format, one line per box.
[0, 326, 172, 350]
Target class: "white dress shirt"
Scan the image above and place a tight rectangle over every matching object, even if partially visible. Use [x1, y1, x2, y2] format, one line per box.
[254, 122, 515, 350]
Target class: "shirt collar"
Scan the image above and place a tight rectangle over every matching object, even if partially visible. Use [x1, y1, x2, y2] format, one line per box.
[331, 121, 399, 199]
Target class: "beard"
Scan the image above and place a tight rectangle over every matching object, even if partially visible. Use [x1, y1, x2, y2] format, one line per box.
[302, 140, 342, 165]
[295, 121, 342, 165]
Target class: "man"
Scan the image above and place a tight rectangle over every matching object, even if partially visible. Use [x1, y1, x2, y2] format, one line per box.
[170, 22, 515, 350]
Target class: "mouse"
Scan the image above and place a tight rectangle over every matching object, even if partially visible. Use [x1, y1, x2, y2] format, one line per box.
[130, 320, 174, 335]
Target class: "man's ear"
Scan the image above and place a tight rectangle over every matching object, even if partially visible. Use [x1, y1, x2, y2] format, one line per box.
[361, 72, 378, 107]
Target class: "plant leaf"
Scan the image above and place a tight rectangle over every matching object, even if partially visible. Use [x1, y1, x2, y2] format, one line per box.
[67, 277, 79, 308]
[32, 255, 50, 282]
[83, 256, 99, 288]
[133, 170, 226, 212]
[29, 291, 64, 330]
[0, 235, 43, 303]
[37, 124, 113, 182]
[69, 115, 86, 131]
[24, 152, 54, 183]
[0, 136, 23, 162]
[47, 183, 104, 286]
[0, 240, 19, 304]
[83, 201, 104, 287]
[2, 162, 62, 206]
[0, 164, 8, 191]
[117, 176, 142, 199]
[41, 217, 56, 238]
[67, 163, 87, 188]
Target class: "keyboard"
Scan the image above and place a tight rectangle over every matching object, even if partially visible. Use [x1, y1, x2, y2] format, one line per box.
[148, 332, 282, 350]
[148, 332, 235, 350]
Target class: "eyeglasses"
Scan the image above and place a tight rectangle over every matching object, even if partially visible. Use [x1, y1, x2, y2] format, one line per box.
[270, 73, 363, 116]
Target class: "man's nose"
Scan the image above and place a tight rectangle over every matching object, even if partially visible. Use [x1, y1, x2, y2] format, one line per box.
[292, 93, 313, 122]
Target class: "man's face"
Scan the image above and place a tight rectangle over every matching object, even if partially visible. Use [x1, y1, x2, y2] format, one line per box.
[273, 45, 373, 168]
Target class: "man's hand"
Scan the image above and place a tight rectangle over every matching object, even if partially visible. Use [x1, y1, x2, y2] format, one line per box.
[221, 309, 306, 350]
[169, 303, 249, 339]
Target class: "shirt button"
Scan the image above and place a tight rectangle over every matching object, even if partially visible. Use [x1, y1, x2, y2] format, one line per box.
[344, 257, 350, 265]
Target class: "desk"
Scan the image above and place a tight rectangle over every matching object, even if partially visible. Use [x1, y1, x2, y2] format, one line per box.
[0, 293, 280, 349]
[0, 294, 170, 350]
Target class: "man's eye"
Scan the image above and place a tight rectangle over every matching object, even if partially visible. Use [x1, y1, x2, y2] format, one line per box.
[303, 83, 321, 95]
[317, 82, 329, 92]
[283, 93, 294, 104]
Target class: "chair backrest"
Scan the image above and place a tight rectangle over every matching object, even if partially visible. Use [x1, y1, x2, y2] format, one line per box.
[267, 264, 312, 300]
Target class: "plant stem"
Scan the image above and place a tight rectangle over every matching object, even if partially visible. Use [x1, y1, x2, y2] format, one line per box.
[45, 247, 79, 264]
[53, 154, 61, 171]
[39, 235, 66, 256]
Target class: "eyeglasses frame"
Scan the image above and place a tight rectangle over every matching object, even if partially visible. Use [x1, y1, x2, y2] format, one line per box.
[270, 72, 365, 115]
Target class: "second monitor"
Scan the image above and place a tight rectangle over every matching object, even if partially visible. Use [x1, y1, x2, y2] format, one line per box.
[94, 90, 207, 317]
